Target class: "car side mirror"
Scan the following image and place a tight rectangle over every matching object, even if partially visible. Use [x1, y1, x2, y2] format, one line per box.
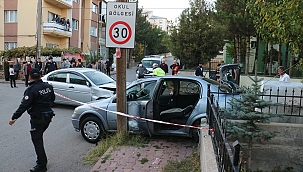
[86, 81, 90, 87]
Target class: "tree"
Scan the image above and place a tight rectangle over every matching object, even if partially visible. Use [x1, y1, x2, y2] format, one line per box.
[225, 75, 282, 168]
[169, 0, 225, 69]
[247, 0, 303, 76]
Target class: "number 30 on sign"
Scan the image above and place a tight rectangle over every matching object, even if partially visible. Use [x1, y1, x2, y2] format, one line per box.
[109, 21, 132, 45]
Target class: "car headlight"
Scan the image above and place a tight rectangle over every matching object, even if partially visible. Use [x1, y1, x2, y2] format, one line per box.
[73, 107, 80, 115]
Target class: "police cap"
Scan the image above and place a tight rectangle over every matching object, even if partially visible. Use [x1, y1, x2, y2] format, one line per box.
[30, 68, 41, 79]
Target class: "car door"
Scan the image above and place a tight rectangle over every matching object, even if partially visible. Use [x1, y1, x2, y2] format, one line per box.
[67, 73, 92, 105]
[46, 72, 68, 104]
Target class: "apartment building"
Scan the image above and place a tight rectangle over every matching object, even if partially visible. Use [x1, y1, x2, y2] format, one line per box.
[0, 0, 100, 55]
[149, 16, 169, 33]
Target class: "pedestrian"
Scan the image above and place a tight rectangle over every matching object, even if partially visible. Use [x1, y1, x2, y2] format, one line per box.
[216, 63, 221, 82]
[86, 61, 96, 68]
[61, 58, 70, 69]
[44, 56, 58, 74]
[160, 59, 168, 74]
[169, 60, 178, 75]
[136, 62, 148, 79]
[105, 58, 112, 76]
[34, 57, 44, 76]
[195, 62, 204, 77]
[76, 59, 83, 68]
[172, 63, 180, 75]
[14, 58, 21, 80]
[23, 59, 34, 87]
[97, 59, 104, 72]
[9, 64, 17, 88]
[9, 68, 55, 172]
[278, 66, 290, 82]
[70, 61, 76, 68]
[152, 63, 166, 76]
[4, 59, 9, 81]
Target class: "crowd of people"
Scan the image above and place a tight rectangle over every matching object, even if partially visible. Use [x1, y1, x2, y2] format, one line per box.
[4, 56, 113, 88]
[52, 15, 70, 31]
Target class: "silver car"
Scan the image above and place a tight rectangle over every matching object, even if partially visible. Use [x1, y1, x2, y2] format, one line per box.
[72, 76, 237, 143]
[42, 68, 116, 106]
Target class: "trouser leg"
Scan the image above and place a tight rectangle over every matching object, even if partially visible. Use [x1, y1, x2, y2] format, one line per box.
[10, 76, 13, 87]
[25, 75, 29, 86]
[30, 118, 50, 167]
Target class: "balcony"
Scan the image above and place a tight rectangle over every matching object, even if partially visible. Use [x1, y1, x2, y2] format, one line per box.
[43, 22, 72, 37]
[44, 0, 72, 8]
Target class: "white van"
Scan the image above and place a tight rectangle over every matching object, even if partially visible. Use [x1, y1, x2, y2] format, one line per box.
[141, 57, 163, 75]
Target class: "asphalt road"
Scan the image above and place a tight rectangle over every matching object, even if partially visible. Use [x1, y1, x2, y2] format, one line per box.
[0, 57, 175, 172]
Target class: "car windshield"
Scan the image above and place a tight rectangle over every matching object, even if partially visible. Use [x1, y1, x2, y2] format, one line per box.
[142, 60, 161, 68]
[83, 70, 115, 85]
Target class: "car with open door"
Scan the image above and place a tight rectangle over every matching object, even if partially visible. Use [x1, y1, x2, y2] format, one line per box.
[72, 76, 238, 143]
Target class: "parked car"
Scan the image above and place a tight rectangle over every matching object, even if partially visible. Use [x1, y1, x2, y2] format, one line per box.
[141, 57, 164, 74]
[42, 68, 116, 106]
[72, 75, 238, 143]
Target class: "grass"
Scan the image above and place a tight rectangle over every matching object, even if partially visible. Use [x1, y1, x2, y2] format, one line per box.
[139, 158, 149, 164]
[162, 146, 200, 172]
[83, 132, 147, 165]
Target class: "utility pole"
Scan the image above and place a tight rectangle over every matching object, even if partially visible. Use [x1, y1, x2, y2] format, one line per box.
[36, 0, 42, 61]
[116, 0, 127, 133]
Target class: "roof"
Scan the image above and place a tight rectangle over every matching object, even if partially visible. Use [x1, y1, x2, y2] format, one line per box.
[149, 16, 167, 19]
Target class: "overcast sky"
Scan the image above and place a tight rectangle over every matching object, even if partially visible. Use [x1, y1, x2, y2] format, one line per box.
[137, 0, 216, 21]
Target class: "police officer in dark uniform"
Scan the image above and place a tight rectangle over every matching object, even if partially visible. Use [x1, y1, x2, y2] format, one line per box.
[9, 68, 55, 172]
[44, 56, 58, 74]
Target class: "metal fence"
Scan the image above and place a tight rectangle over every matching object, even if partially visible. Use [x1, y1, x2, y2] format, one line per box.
[207, 88, 240, 172]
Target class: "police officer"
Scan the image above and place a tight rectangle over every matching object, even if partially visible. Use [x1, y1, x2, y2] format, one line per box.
[9, 68, 55, 172]
[152, 63, 166, 76]
[44, 56, 58, 74]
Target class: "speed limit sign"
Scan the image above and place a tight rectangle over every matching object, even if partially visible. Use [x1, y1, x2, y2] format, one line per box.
[106, 2, 137, 48]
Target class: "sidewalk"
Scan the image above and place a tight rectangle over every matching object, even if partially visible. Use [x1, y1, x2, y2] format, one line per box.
[90, 136, 195, 172]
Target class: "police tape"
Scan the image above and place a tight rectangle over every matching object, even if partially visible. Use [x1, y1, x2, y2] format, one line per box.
[54, 92, 208, 130]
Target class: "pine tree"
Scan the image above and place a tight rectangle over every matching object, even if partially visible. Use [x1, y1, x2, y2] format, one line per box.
[225, 76, 282, 168]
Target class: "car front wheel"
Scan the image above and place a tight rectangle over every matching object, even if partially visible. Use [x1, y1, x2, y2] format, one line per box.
[81, 116, 105, 143]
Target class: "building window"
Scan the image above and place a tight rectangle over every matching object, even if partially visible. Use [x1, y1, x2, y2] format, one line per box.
[48, 12, 57, 22]
[92, 3, 98, 13]
[159, 20, 163, 24]
[4, 42, 17, 50]
[159, 25, 162, 29]
[90, 27, 97, 37]
[5, 11, 17, 23]
[46, 43, 58, 48]
[72, 19, 78, 30]
[73, 0, 79, 3]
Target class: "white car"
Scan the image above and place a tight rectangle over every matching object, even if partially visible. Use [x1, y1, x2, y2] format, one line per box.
[42, 68, 116, 106]
[141, 57, 163, 74]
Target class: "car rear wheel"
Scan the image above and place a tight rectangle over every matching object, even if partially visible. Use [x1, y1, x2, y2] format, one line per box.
[81, 116, 105, 143]
[191, 119, 202, 142]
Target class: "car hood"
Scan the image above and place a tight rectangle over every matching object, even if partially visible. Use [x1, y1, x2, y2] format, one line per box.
[99, 82, 116, 91]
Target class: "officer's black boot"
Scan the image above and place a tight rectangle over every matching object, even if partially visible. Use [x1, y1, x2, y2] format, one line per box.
[30, 165, 47, 172]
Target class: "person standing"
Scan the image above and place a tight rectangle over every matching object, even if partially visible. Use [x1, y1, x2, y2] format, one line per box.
[136, 62, 148, 79]
[86, 61, 95, 68]
[23, 59, 34, 87]
[61, 58, 70, 69]
[9, 68, 55, 172]
[152, 63, 166, 76]
[195, 62, 204, 77]
[4, 59, 9, 81]
[75, 59, 83, 68]
[172, 63, 180, 75]
[160, 59, 168, 74]
[34, 58, 44, 76]
[14, 58, 21, 80]
[9, 64, 16, 88]
[278, 66, 290, 82]
[169, 60, 178, 75]
[105, 58, 112, 76]
[215, 63, 221, 82]
[44, 56, 58, 74]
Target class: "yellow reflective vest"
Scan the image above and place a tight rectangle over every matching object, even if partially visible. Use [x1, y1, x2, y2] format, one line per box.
[153, 67, 166, 76]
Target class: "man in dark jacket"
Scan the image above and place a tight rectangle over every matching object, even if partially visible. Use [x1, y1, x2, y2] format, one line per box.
[136, 62, 148, 79]
[9, 68, 55, 172]
[34, 58, 43, 76]
[160, 59, 168, 74]
[44, 56, 58, 74]
[105, 58, 112, 76]
[195, 62, 204, 77]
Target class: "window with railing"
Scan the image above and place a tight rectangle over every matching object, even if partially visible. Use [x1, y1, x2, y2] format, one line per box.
[5, 11, 17, 22]
[72, 19, 78, 30]
[92, 3, 98, 13]
[46, 43, 58, 48]
[4, 42, 17, 50]
[90, 27, 97, 37]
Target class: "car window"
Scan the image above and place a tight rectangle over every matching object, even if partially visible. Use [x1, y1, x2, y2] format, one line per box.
[69, 73, 87, 85]
[160, 80, 175, 96]
[126, 81, 156, 100]
[179, 80, 200, 95]
[141, 60, 161, 68]
[83, 70, 115, 85]
[48, 73, 67, 83]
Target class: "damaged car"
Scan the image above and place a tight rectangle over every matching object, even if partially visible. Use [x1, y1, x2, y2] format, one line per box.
[72, 75, 238, 143]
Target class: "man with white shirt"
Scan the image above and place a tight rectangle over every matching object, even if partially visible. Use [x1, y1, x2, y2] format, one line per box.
[278, 66, 290, 82]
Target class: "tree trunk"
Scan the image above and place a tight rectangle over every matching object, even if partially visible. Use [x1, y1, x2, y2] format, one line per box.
[285, 43, 289, 67]
[245, 35, 250, 74]
[278, 44, 282, 66]
[238, 35, 242, 63]
[289, 53, 294, 77]
[269, 44, 273, 76]
[263, 43, 268, 75]
[234, 36, 239, 63]
[248, 136, 253, 169]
